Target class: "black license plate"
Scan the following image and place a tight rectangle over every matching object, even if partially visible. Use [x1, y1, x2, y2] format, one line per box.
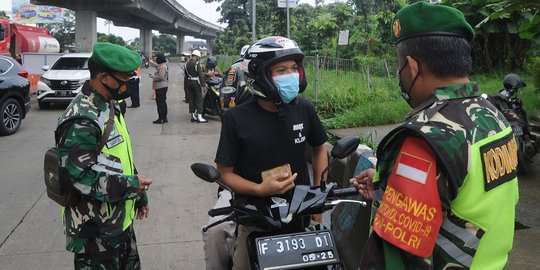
[256, 230, 339, 269]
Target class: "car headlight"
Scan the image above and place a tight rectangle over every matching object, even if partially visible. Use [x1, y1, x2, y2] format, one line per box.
[40, 77, 51, 86]
[78, 79, 89, 84]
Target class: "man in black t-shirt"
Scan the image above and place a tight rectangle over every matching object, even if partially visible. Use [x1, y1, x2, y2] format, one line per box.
[214, 36, 328, 270]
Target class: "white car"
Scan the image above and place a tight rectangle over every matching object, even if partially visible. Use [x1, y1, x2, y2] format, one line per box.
[37, 53, 91, 109]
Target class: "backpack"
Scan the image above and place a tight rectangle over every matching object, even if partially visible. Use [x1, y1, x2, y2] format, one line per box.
[44, 101, 115, 207]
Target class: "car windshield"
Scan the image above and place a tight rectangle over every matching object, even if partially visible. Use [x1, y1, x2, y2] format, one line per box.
[51, 57, 89, 70]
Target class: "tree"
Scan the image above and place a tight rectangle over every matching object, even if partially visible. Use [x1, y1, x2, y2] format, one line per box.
[127, 37, 140, 52]
[0, 11, 8, 20]
[444, 0, 539, 71]
[204, 0, 250, 28]
[97, 33, 126, 46]
[153, 34, 176, 55]
[45, 9, 76, 52]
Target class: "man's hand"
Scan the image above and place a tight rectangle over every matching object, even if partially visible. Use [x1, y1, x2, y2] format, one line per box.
[136, 204, 149, 220]
[138, 175, 153, 192]
[349, 168, 375, 200]
[257, 172, 296, 196]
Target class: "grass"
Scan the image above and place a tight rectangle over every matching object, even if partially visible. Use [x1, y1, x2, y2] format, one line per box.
[301, 66, 540, 129]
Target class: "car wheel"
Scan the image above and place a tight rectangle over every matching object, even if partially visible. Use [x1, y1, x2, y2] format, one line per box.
[0, 98, 22, 136]
[38, 101, 50, 109]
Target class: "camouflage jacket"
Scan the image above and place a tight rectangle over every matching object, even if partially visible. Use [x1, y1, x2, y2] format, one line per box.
[361, 82, 510, 269]
[56, 82, 147, 252]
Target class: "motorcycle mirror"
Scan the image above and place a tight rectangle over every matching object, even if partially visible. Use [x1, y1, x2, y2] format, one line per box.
[331, 136, 361, 159]
[191, 163, 221, 183]
[320, 136, 360, 191]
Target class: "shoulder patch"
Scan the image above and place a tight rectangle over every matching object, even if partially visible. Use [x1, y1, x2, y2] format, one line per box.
[373, 136, 442, 258]
[480, 132, 518, 191]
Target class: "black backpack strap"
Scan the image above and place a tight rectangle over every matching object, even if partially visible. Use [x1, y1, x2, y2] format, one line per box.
[97, 100, 115, 151]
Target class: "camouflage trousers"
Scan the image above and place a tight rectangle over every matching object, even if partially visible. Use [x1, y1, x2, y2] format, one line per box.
[73, 226, 140, 270]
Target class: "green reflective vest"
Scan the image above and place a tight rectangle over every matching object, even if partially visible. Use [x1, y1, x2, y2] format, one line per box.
[99, 112, 136, 231]
[372, 83, 519, 269]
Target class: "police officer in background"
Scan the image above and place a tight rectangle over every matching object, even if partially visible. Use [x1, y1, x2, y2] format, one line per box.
[56, 42, 152, 269]
[149, 53, 169, 124]
[128, 67, 141, 108]
[350, 2, 519, 269]
[185, 49, 208, 123]
[180, 52, 191, 103]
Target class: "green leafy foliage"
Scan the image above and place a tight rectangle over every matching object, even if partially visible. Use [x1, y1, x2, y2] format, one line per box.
[45, 9, 75, 52]
[152, 34, 176, 55]
[97, 33, 126, 46]
[210, 0, 539, 127]
[0, 11, 9, 20]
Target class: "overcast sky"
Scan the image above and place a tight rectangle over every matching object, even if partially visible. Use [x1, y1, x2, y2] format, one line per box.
[0, 0, 334, 41]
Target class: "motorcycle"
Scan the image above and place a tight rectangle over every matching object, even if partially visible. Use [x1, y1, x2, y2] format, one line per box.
[191, 136, 366, 270]
[203, 76, 225, 119]
[484, 74, 539, 174]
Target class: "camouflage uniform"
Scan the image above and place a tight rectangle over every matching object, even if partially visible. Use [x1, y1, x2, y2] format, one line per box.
[57, 82, 147, 269]
[361, 82, 517, 269]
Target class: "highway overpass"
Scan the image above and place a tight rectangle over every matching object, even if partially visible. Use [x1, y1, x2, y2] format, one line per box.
[31, 0, 223, 55]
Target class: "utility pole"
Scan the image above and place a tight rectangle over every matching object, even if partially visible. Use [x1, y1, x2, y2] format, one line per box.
[286, 0, 290, 38]
[252, 0, 256, 42]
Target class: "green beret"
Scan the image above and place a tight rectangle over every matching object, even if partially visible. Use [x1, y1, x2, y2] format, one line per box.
[392, 1, 474, 44]
[91, 42, 142, 73]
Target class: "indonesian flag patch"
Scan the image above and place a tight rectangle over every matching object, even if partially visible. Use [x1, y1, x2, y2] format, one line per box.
[373, 136, 442, 258]
[396, 152, 433, 185]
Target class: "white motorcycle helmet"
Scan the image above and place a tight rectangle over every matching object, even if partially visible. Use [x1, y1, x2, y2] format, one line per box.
[240, 45, 250, 57]
[192, 50, 202, 58]
[242, 36, 307, 103]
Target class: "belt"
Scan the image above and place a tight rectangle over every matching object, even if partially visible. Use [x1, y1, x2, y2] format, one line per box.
[188, 77, 199, 81]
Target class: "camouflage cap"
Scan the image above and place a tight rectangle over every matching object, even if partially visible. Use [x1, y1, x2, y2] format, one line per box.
[91, 42, 142, 73]
[392, 1, 474, 44]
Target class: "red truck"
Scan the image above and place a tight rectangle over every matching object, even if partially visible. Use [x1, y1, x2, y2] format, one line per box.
[0, 18, 60, 57]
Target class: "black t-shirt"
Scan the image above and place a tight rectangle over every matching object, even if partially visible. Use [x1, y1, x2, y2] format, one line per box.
[215, 98, 328, 187]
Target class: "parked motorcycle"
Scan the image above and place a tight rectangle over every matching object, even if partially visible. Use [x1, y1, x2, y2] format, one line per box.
[484, 73, 539, 174]
[192, 136, 366, 270]
[203, 76, 225, 119]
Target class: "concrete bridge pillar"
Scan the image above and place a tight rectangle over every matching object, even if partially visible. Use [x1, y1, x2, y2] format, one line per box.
[140, 27, 152, 58]
[206, 39, 213, 55]
[75, 10, 97, 53]
[176, 34, 185, 55]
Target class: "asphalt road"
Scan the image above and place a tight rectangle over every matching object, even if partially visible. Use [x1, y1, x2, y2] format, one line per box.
[0, 63, 220, 269]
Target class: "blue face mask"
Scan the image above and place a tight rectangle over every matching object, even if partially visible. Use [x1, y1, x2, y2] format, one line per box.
[273, 73, 300, 104]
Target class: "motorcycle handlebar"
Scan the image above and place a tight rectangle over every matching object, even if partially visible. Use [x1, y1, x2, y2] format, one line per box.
[208, 206, 233, 217]
[329, 187, 359, 197]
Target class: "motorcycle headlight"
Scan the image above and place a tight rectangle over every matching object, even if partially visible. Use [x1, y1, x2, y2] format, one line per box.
[40, 77, 51, 86]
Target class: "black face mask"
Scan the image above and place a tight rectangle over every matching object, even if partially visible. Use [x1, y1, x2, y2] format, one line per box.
[397, 60, 419, 107]
[103, 73, 135, 100]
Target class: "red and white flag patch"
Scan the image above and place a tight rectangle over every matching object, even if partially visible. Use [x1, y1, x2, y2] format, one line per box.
[395, 152, 432, 185]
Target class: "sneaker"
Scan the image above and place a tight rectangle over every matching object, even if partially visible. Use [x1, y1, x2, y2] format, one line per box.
[153, 119, 164, 124]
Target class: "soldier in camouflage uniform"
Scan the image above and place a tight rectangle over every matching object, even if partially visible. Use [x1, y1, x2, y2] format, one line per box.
[350, 2, 519, 269]
[56, 42, 153, 269]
